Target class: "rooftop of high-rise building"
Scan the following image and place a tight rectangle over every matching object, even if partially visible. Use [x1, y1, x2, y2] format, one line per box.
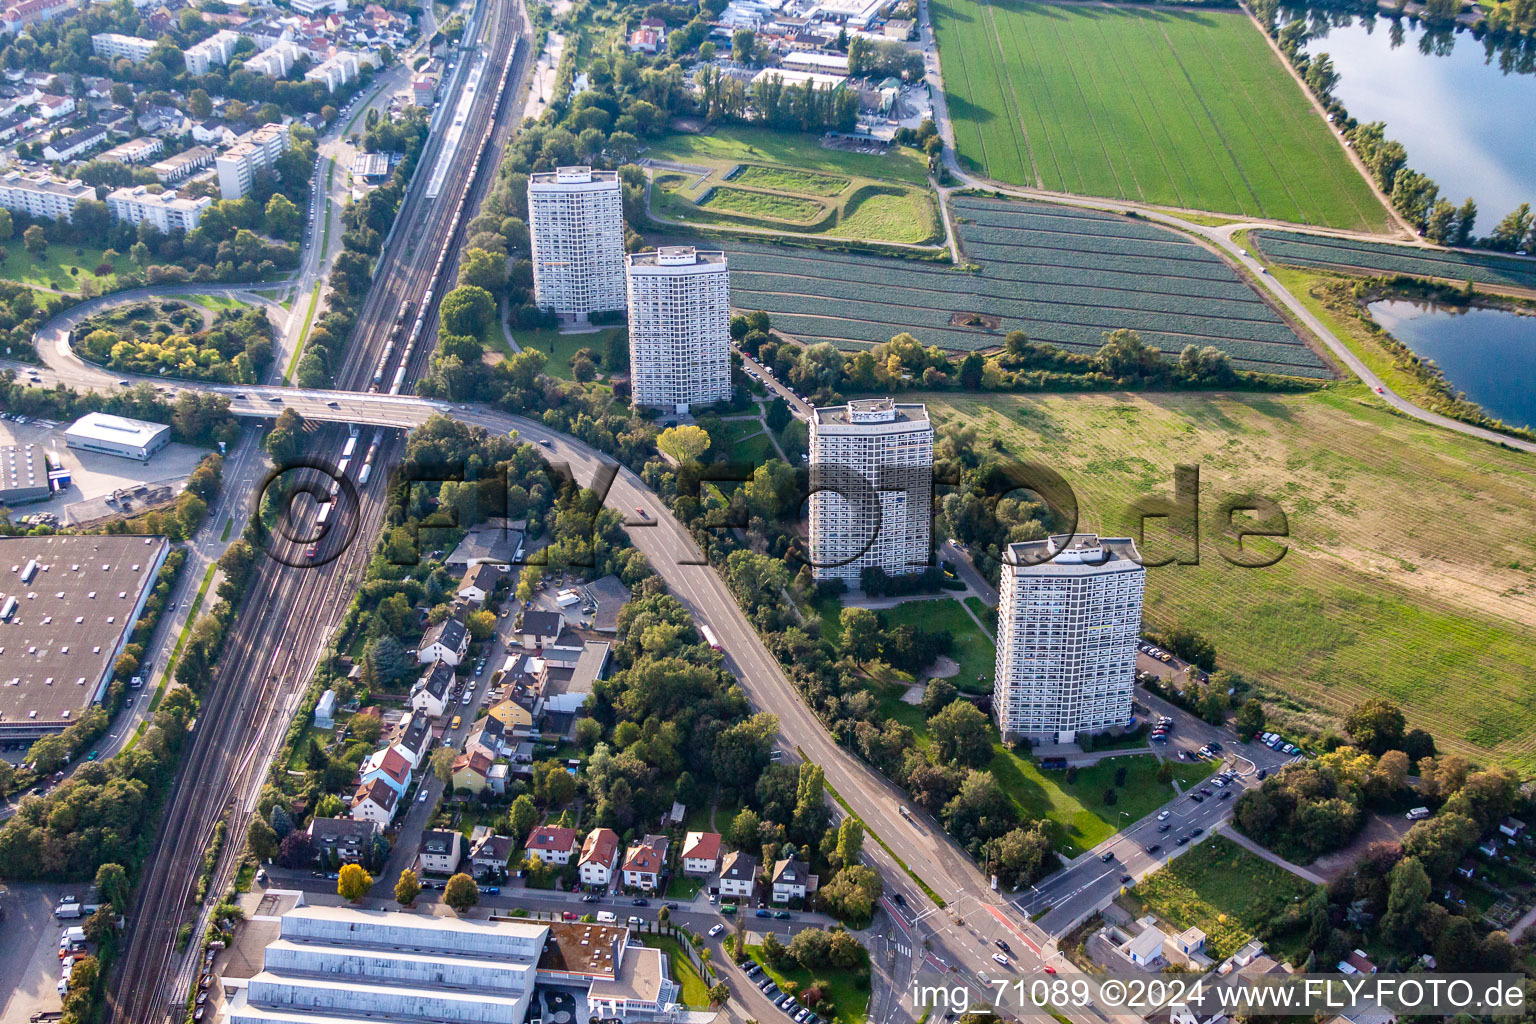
[1005, 533, 1142, 572]
[530, 165, 619, 186]
[627, 245, 726, 267]
[812, 397, 930, 427]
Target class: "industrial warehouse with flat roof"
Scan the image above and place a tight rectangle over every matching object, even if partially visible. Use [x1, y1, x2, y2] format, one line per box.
[0, 534, 168, 740]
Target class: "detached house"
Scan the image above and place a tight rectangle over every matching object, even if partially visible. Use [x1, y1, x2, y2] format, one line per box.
[526, 825, 579, 865]
[520, 610, 564, 649]
[771, 856, 815, 903]
[410, 660, 455, 718]
[306, 817, 379, 867]
[418, 616, 469, 666]
[470, 833, 515, 878]
[458, 562, 502, 605]
[417, 829, 463, 875]
[718, 851, 757, 900]
[350, 777, 399, 825]
[622, 834, 669, 891]
[579, 827, 621, 887]
[681, 831, 722, 876]
[359, 745, 412, 798]
[451, 748, 496, 795]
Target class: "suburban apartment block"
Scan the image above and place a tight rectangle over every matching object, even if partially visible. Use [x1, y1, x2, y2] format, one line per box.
[215, 122, 290, 200]
[89, 31, 156, 62]
[106, 185, 211, 233]
[626, 246, 731, 413]
[808, 398, 933, 583]
[993, 534, 1146, 743]
[2, 0, 75, 36]
[183, 29, 238, 75]
[527, 165, 625, 321]
[0, 171, 91, 221]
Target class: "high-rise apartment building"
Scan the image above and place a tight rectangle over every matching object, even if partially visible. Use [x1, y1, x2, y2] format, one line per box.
[215, 122, 290, 200]
[993, 534, 1145, 743]
[808, 398, 933, 584]
[626, 246, 731, 413]
[526, 166, 625, 321]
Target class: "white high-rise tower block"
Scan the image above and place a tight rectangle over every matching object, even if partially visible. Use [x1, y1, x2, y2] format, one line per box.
[526, 166, 625, 320]
[625, 246, 732, 413]
[993, 534, 1145, 743]
[808, 398, 933, 584]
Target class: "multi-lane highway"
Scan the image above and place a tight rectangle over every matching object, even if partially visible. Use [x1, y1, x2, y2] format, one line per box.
[100, 0, 532, 1017]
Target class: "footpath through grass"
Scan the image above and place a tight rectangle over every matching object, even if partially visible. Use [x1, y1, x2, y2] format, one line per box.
[1125, 834, 1316, 961]
[931, 0, 1387, 230]
[815, 596, 994, 693]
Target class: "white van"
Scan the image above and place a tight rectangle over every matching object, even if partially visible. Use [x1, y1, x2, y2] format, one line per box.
[596, 911, 617, 923]
[1406, 807, 1431, 820]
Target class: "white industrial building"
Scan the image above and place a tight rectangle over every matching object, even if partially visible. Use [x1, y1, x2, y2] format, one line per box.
[625, 246, 731, 413]
[992, 534, 1146, 743]
[220, 904, 681, 1024]
[183, 29, 239, 74]
[0, 172, 92, 222]
[808, 398, 933, 583]
[64, 412, 170, 462]
[215, 123, 290, 200]
[527, 166, 625, 322]
[107, 185, 211, 233]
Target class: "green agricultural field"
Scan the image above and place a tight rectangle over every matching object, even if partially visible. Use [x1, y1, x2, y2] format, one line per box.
[647, 125, 931, 184]
[723, 196, 1328, 376]
[925, 389, 1536, 771]
[731, 164, 851, 196]
[700, 186, 828, 223]
[1127, 836, 1316, 961]
[932, 0, 1388, 230]
[1251, 230, 1536, 292]
[645, 127, 942, 245]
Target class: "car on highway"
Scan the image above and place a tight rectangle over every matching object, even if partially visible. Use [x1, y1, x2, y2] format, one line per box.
[119, 379, 130, 386]
[755, 909, 771, 917]
[665, 902, 679, 910]
[634, 506, 648, 518]
[481, 886, 500, 895]
[1099, 851, 1114, 862]
[538, 438, 552, 447]
[1220, 790, 1232, 800]
[1190, 794, 1204, 803]
[631, 898, 648, 906]
[1043, 966, 1056, 975]
[1120, 874, 1133, 883]
[1157, 823, 1170, 832]
[774, 910, 791, 919]
[1200, 787, 1213, 796]
[995, 940, 1012, 954]
[1191, 827, 1204, 836]
[1176, 836, 1189, 846]
[581, 894, 599, 902]
[992, 953, 1009, 967]
[1145, 844, 1161, 854]
[1157, 810, 1170, 821]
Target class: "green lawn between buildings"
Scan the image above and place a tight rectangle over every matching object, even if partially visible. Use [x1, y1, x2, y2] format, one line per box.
[931, 0, 1388, 230]
[814, 596, 994, 694]
[747, 944, 870, 1024]
[506, 326, 625, 381]
[1124, 834, 1317, 962]
[646, 125, 931, 184]
[0, 243, 123, 293]
[643, 934, 711, 1007]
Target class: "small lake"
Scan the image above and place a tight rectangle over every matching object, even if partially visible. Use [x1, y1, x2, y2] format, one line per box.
[1369, 299, 1536, 430]
[1296, 16, 1536, 222]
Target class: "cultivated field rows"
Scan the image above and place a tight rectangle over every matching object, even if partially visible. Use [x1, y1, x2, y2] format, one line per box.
[1252, 230, 1536, 291]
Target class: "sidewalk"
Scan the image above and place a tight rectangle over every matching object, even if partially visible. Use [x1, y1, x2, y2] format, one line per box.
[1220, 825, 1326, 885]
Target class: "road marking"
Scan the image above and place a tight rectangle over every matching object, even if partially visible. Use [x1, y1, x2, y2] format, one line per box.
[981, 902, 1040, 954]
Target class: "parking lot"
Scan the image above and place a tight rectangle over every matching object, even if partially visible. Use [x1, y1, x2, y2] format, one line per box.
[0, 415, 206, 526]
[0, 882, 77, 1023]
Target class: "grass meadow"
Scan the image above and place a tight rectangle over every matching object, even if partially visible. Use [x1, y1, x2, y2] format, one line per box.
[931, 0, 1388, 230]
[1126, 835, 1316, 961]
[927, 389, 1536, 771]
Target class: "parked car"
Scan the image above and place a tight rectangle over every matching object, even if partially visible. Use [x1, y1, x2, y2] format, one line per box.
[708, 923, 725, 936]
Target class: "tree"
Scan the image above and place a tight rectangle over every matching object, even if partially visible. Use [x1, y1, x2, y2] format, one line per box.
[0, 208, 12, 240]
[264, 193, 300, 238]
[788, 926, 834, 966]
[1345, 699, 1406, 756]
[920, 677, 958, 717]
[1155, 761, 1174, 785]
[793, 762, 828, 841]
[837, 607, 880, 665]
[247, 816, 280, 861]
[986, 822, 1052, 888]
[657, 425, 711, 463]
[431, 746, 456, 784]
[439, 285, 497, 336]
[508, 794, 538, 840]
[444, 872, 480, 912]
[338, 863, 373, 902]
[731, 27, 755, 64]
[927, 700, 993, 768]
[395, 867, 422, 906]
[95, 862, 131, 912]
[1235, 700, 1265, 740]
[23, 224, 45, 256]
[1488, 203, 1532, 251]
[835, 816, 863, 867]
[730, 808, 762, 849]
[278, 831, 314, 869]
[270, 804, 295, 838]
[459, 247, 508, 293]
[1381, 855, 1429, 941]
[708, 982, 730, 1006]
[817, 865, 882, 922]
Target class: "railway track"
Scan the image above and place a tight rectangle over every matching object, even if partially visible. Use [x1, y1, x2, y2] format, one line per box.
[104, 3, 530, 1019]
